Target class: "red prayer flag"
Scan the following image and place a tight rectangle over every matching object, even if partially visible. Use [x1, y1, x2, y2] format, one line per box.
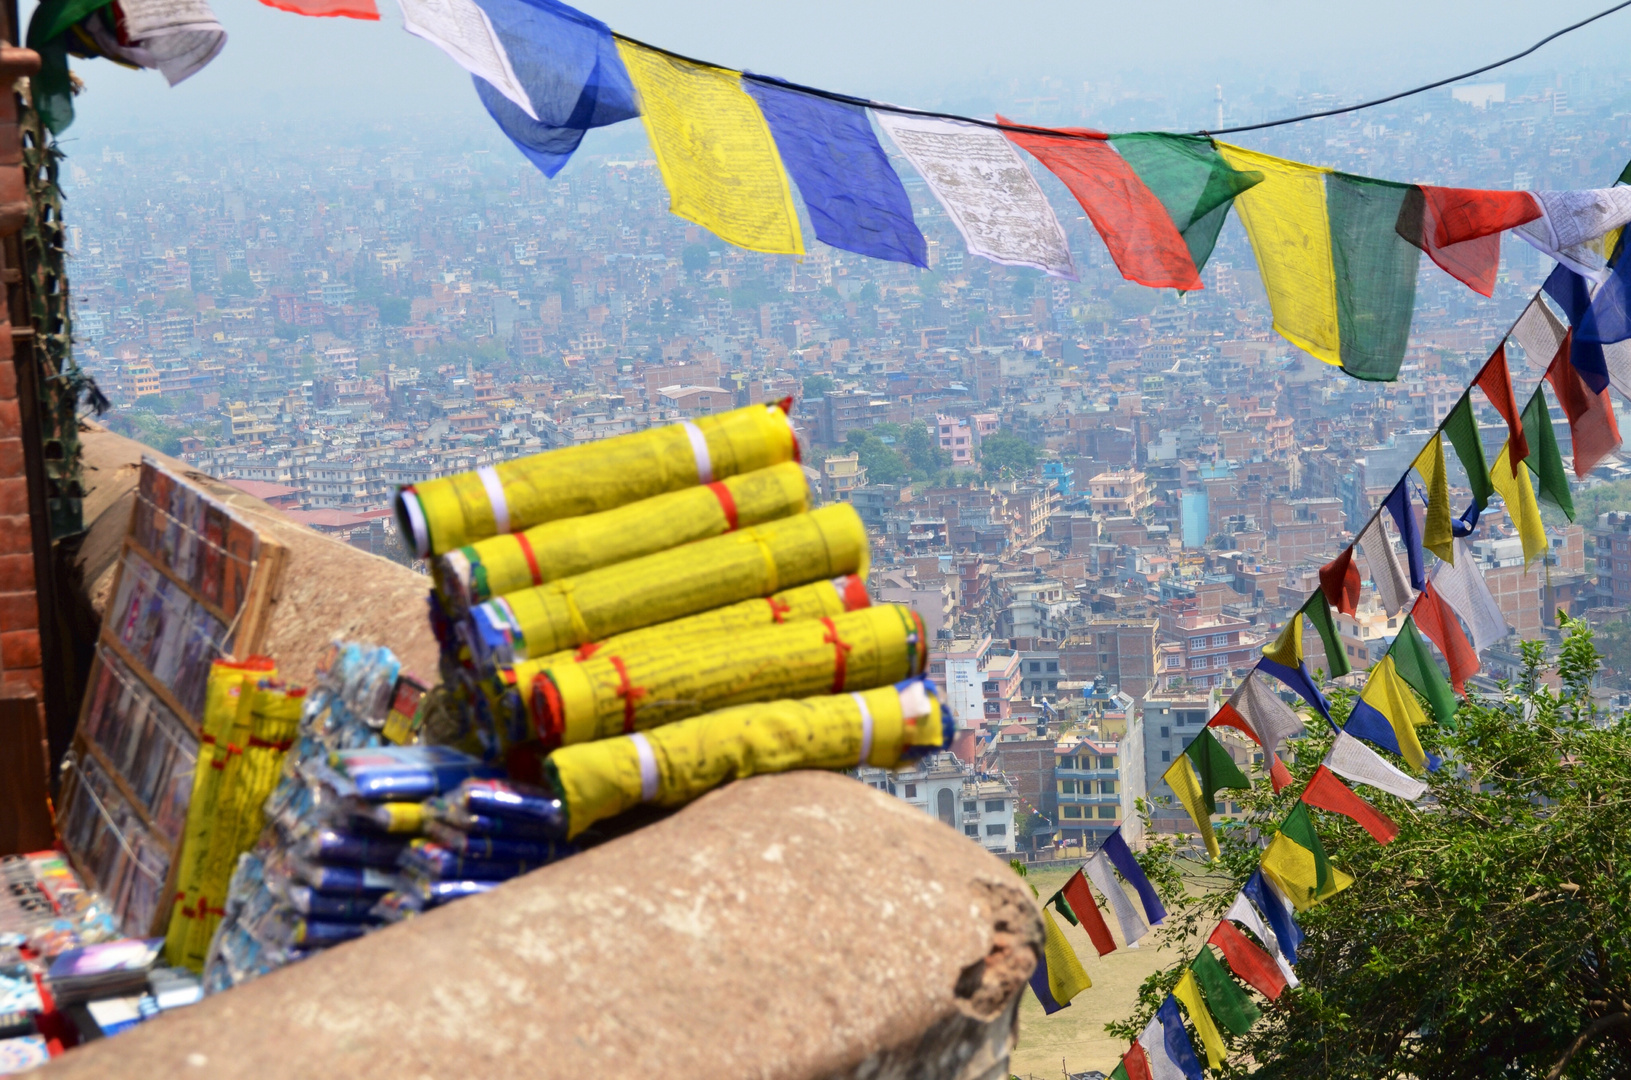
[1268, 754, 1294, 792]
[256, 0, 379, 17]
[1318, 546, 1361, 616]
[1399, 187, 1541, 297]
[1061, 869, 1117, 957]
[999, 120, 1203, 291]
[1412, 583, 1479, 694]
[1208, 920, 1289, 1001]
[1545, 333, 1623, 478]
[1209, 703, 1293, 792]
[1474, 345, 1528, 471]
[1302, 765, 1400, 844]
[1122, 1042, 1157, 1080]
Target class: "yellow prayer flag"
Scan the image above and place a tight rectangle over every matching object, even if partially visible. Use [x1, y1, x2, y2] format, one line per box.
[1161, 754, 1219, 859]
[1262, 609, 1302, 669]
[1491, 442, 1547, 566]
[1174, 968, 1228, 1070]
[1413, 434, 1454, 563]
[1042, 908, 1092, 1005]
[1216, 144, 1339, 366]
[1358, 655, 1432, 773]
[1260, 831, 1354, 912]
[616, 41, 804, 255]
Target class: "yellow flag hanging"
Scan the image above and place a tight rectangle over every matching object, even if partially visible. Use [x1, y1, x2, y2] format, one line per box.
[1262, 608, 1303, 669]
[1260, 830, 1355, 912]
[1174, 968, 1228, 1070]
[1413, 434, 1454, 563]
[1216, 144, 1339, 366]
[1162, 754, 1219, 859]
[1356, 655, 1432, 773]
[1041, 908, 1092, 1005]
[615, 41, 804, 255]
[1491, 441, 1547, 566]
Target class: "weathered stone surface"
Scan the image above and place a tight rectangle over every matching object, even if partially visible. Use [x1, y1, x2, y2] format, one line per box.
[42, 771, 1041, 1080]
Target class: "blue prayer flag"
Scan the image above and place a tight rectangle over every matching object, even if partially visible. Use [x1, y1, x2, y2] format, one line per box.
[1157, 995, 1206, 1080]
[1028, 951, 1064, 1014]
[742, 77, 928, 267]
[1347, 700, 1443, 772]
[1383, 479, 1426, 591]
[472, 0, 638, 178]
[1243, 868, 1303, 964]
[1544, 263, 1612, 393]
[1103, 827, 1166, 924]
[1257, 657, 1331, 726]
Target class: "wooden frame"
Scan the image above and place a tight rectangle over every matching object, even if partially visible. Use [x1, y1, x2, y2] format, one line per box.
[56, 459, 287, 936]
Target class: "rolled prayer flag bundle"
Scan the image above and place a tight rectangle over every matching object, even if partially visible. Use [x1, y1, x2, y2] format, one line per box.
[436, 461, 810, 611]
[470, 504, 869, 663]
[545, 678, 947, 838]
[396, 400, 798, 557]
[531, 604, 927, 749]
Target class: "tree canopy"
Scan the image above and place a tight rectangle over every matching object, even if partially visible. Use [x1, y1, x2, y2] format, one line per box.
[1111, 618, 1631, 1080]
[979, 430, 1038, 479]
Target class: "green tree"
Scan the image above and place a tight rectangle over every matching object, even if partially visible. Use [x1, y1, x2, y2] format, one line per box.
[219, 270, 255, 296]
[843, 429, 908, 486]
[900, 422, 948, 475]
[858, 281, 880, 304]
[1110, 616, 1631, 1080]
[802, 374, 835, 398]
[979, 430, 1037, 479]
[681, 243, 711, 274]
[377, 296, 411, 326]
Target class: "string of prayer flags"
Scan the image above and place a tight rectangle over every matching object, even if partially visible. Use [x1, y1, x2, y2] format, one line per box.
[1346, 653, 1439, 772]
[1191, 945, 1262, 1034]
[1173, 968, 1228, 1070]
[1440, 396, 1495, 515]
[1394, 186, 1542, 296]
[1412, 435, 1454, 563]
[1058, 869, 1117, 956]
[617, 42, 805, 255]
[1520, 386, 1576, 520]
[1207, 919, 1289, 1001]
[1259, 803, 1354, 911]
[1140, 997, 1206, 1080]
[1475, 345, 1529, 469]
[1030, 908, 1092, 1013]
[1431, 538, 1508, 652]
[1388, 617, 1459, 728]
[1227, 884, 1300, 984]
[1383, 478, 1428, 590]
[876, 113, 1076, 278]
[1326, 730, 1429, 802]
[744, 78, 928, 267]
[1162, 728, 1250, 858]
[1301, 765, 1400, 844]
[1489, 442, 1549, 566]
[1543, 341, 1624, 478]
[1086, 849, 1150, 946]
[1103, 827, 1168, 925]
[1516, 188, 1631, 283]
[1359, 515, 1413, 616]
[1318, 546, 1360, 617]
[469, 0, 637, 178]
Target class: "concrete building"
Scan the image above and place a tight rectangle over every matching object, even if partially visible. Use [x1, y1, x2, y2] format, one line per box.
[1054, 737, 1123, 850]
[929, 636, 992, 730]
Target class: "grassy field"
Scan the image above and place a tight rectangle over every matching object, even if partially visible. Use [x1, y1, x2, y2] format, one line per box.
[1007, 866, 1183, 1080]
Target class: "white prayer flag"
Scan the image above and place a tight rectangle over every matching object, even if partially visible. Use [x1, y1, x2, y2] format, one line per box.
[1139, 1014, 1189, 1080]
[1360, 516, 1412, 616]
[1229, 670, 1305, 760]
[1431, 538, 1507, 652]
[112, 0, 226, 85]
[1085, 851, 1148, 947]
[1510, 296, 1568, 373]
[397, 0, 539, 121]
[1327, 731, 1428, 802]
[874, 113, 1076, 279]
[1515, 188, 1631, 283]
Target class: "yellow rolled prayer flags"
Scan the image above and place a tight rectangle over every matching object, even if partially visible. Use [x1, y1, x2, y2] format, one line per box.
[616, 40, 803, 255]
[546, 679, 945, 838]
[1413, 434, 1454, 563]
[1491, 441, 1547, 566]
[1041, 908, 1093, 1006]
[1261, 804, 1355, 911]
[1173, 968, 1227, 1071]
[1216, 144, 1339, 367]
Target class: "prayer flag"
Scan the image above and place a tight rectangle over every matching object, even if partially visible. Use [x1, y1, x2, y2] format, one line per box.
[1517, 188, 1631, 283]
[1578, 242, 1631, 345]
[1040, 908, 1091, 1008]
[1318, 546, 1361, 617]
[1324, 172, 1422, 380]
[1383, 478, 1426, 590]
[1086, 850, 1149, 947]
[1001, 124, 1202, 289]
[1208, 919, 1289, 1001]
[617, 42, 804, 255]
[1103, 828, 1168, 925]
[1490, 443, 1549, 565]
[1302, 764, 1399, 844]
[876, 112, 1075, 277]
[1208, 702, 1293, 792]
[1259, 611, 1333, 721]
[1359, 515, 1412, 615]
[1028, 947, 1062, 1014]
[471, 0, 637, 178]
[1440, 395, 1494, 513]
[1346, 654, 1437, 773]
[1431, 537, 1507, 651]
[1110, 132, 1263, 281]
[1520, 387, 1575, 521]
[1395, 185, 1541, 296]
[744, 79, 927, 266]
[258, 0, 378, 17]
[1119, 1043, 1156, 1080]
[1327, 730, 1428, 801]
[1544, 341, 1623, 479]
[1545, 265, 1613, 394]
[1192, 944, 1261, 1034]
[1061, 869, 1117, 956]
[1162, 729, 1249, 859]
[1261, 803, 1354, 911]
[1413, 581, 1480, 695]
[401, 0, 537, 121]
[1229, 880, 1300, 979]
[1412, 434, 1453, 563]
[1173, 968, 1228, 1070]
[1474, 345, 1528, 469]
[1301, 591, 1350, 678]
[1389, 617, 1458, 728]
[1140, 997, 1205, 1080]
[1262, 609, 1303, 671]
[1242, 869, 1303, 965]
[1228, 671, 1307, 760]
[1512, 294, 1569, 374]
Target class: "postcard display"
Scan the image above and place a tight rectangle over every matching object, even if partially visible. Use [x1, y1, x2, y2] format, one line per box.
[57, 459, 287, 937]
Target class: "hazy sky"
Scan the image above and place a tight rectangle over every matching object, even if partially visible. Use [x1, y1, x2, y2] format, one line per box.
[65, 0, 1631, 144]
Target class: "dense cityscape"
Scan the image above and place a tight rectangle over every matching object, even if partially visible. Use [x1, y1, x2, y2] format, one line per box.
[66, 63, 1631, 861]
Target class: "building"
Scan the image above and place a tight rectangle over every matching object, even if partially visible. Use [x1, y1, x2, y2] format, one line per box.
[1061, 619, 1160, 700]
[656, 384, 735, 415]
[1166, 614, 1262, 690]
[930, 636, 991, 730]
[979, 649, 1021, 724]
[1088, 469, 1153, 518]
[1054, 737, 1123, 850]
[1134, 687, 1221, 835]
[937, 414, 975, 466]
[854, 756, 1016, 856]
[820, 452, 866, 502]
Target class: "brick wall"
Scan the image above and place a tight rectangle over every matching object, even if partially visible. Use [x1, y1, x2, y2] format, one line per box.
[0, 256, 34, 699]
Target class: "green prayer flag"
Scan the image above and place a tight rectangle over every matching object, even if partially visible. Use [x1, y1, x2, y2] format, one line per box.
[1520, 386, 1574, 522]
[1184, 728, 1251, 814]
[1302, 592, 1351, 678]
[1112, 133, 1262, 278]
[1052, 891, 1079, 927]
[1192, 945, 1261, 1035]
[1280, 803, 1334, 893]
[1326, 173, 1421, 381]
[1390, 617, 1458, 728]
[1110, 1064, 1132, 1080]
[1618, 158, 1631, 187]
[1441, 395, 1495, 511]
